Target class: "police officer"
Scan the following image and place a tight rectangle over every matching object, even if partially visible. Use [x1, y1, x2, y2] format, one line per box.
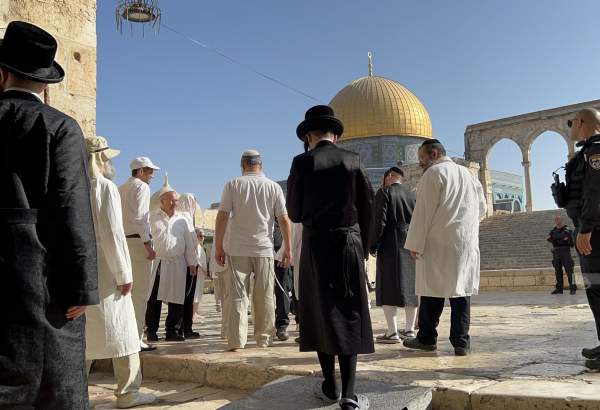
[547, 214, 576, 295]
[562, 108, 600, 369]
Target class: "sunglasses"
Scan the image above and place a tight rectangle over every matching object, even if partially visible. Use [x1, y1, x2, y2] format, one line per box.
[567, 118, 584, 128]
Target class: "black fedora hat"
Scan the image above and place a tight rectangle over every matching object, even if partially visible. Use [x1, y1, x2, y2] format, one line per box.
[296, 105, 344, 140]
[0, 21, 64, 84]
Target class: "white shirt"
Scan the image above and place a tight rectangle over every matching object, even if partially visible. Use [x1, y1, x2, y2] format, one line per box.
[219, 172, 287, 257]
[5, 87, 44, 102]
[119, 177, 152, 242]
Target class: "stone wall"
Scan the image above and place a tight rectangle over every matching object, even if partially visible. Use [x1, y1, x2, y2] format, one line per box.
[0, 0, 97, 137]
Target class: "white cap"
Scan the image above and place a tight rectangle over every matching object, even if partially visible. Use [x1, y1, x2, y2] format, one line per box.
[130, 156, 160, 170]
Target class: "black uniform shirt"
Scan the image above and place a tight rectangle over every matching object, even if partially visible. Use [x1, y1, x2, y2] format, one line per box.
[547, 225, 574, 248]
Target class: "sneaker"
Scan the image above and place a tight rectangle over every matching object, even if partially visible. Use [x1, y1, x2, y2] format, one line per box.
[276, 329, 289, 341]
[184, 331, 201, 339]
[165, 333, 185, 342]
[403, 337, 437, 351]
[454, 347, 470, 356]
[376, 333, 400, 344]
[116, 392, 157, 408]
[551, 289, 563, 295]
[582, 345, 600, 360]
[145, 331, 159, 342]
[398, 330, 416, 340]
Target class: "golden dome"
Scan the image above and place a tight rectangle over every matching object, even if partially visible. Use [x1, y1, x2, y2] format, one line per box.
[329, 75, 433, 141]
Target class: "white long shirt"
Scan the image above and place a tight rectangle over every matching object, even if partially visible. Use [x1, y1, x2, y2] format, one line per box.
[404, 158, 487, 298]
[86, 175, 140, 359]
[119, 177, 152, 242]
[147, 209, 198, 304]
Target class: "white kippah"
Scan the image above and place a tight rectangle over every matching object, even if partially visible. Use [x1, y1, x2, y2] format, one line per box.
[242, 149, 260, 158]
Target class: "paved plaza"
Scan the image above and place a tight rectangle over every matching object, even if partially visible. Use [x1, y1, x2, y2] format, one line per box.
[89, 290, 600, 409]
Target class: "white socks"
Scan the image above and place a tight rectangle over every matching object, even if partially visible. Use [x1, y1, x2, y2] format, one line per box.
[382, 305, 398, 336]
[405, 306, 418, 332]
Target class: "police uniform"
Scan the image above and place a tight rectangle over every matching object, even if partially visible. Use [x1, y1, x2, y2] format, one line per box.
[547, 225, 576, 293]
[564, 134, 600, 341]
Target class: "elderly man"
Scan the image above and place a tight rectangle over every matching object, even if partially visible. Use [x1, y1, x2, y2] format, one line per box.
[145, 189, 198, 341]
[0, 21, 98, 408]
[370, 166, 418, 343]
[287, 105, 374, 410]
[85, 137, 156, 408]
[562, 108, 600, 368]
[403, 139, 487, 356]
[119, 156, 160, 350]
[215, 150, 292, 351]
[547, 214, 576, 295]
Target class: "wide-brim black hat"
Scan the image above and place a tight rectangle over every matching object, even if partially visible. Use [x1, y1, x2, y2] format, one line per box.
[0, 21, 64, 84]
[296, 105, 344, 140]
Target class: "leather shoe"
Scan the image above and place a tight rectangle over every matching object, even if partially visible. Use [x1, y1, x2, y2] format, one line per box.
[403, 337, 437, 351]
[184, 331, 201, 339]
[276, 329, 289, 341]
[585, 359, 600, 370]
[454, 347, 470, 356]
[146, 331, 159, 342]
[165, 333, 185, 342]
[551, 289, 563, 295]
[582, 345, 600, 360]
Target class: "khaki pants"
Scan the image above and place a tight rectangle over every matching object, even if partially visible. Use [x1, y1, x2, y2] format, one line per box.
[224, 256, 275, 349]
[86, 353, 142, 398]
[126, 238, 153, 338]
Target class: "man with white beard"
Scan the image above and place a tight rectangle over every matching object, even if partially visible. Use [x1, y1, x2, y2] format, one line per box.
[84, 136, 156, 408]
[403, 139, 487, 356]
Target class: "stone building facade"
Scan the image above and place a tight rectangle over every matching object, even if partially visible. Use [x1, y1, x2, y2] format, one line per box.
[0, 0, 97, 137]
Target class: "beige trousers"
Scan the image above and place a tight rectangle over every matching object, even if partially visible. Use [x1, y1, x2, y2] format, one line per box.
[86, 353, 142, 398]
[126, 238, 153, 338]
[213, 274, 224, 306]
[224, 256, 275, 349]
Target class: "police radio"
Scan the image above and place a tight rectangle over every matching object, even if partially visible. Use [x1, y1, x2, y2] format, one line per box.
[551, 166, 567, 208]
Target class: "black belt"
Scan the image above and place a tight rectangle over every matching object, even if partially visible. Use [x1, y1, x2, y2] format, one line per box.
[126, 234, 141, 239]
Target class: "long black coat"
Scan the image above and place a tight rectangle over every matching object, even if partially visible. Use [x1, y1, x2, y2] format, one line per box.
[370, 183, 418, 307]
[287, 140, 374, 355]
[0, 90, 98, 409]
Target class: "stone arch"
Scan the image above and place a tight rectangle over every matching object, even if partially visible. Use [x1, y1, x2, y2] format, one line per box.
[465, 99, 600, 215]
[485, 137, 526, 214]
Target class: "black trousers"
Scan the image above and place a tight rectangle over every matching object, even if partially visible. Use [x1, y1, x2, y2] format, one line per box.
[417, 296, 470, 348]
[577, 229, 600, 341]
[274, 263, 292, 331]
[552, 247, 575, 289]
[145, 267, 184, 335]
[182, 272, 197, 334]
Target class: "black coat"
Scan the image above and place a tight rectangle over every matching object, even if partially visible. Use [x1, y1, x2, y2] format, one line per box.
[287, 140, 374, 355]
[370, 183, 418, 307]
[0, 90, 98, 409]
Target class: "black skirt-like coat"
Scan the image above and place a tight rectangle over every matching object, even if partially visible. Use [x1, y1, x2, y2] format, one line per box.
[0, 90, 98, 409]
[286, 140, 374, 356]
[370, 183, 418, 307]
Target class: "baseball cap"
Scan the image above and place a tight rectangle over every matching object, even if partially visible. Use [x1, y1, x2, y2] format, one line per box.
[130, 156, 160, 170]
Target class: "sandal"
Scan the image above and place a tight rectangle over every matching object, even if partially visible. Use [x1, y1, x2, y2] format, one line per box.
[339, 394, 370, 409]
[313, 380, 340, 403]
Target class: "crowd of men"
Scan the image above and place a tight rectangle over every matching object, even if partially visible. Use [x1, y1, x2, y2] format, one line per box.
[3, 20, 600, 410]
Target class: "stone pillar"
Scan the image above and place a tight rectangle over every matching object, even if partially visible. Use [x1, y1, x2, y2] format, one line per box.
[1, 0, 97, 137]
[522, 151, 533, 213]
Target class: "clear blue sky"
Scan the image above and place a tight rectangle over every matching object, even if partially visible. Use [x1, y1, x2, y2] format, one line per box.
[97, 0, 600, 210]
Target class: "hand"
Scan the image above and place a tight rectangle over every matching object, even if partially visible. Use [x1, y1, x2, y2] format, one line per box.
[216, 246, 226, 267]
[145, 244, 156, 261]
[66, 305, 86, 320]
[118, 282, 133, 296]
[409, 251, 421, 260]
[577, 232, 593, 256]
[189, 265, 198, 276]
[280, 248, 292, 268]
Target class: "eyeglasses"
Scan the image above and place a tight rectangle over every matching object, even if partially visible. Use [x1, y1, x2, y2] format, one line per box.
[567, 118, 584, 128]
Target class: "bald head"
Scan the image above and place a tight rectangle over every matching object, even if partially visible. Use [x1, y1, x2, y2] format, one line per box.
[569, 108, 600, 142]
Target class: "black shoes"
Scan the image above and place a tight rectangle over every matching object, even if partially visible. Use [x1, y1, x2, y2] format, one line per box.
[146, 331, 159, 342]
[276, 329, 289, 341]
[183, 330, 200, 339]
[570, 285, 578, 295]
[454, 347, 470, 356]
[585, 359, 600, 370]
[403, 337, 437, 351]
[551, 288, 563, 295]
[582, 345, 600, 360]
[165, 333, 185, 342]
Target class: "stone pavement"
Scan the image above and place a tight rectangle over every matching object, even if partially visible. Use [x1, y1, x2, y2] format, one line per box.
[88, 373, 247, 409]
[108, 291, 600, 409]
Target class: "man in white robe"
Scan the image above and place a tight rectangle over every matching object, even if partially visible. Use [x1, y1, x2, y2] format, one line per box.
[403, 139, 487, 356]
[145, 189, 198, 341]
[84, 137, 156, 408]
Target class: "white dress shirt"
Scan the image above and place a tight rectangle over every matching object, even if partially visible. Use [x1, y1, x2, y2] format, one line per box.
[119, 177, 152, 242]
